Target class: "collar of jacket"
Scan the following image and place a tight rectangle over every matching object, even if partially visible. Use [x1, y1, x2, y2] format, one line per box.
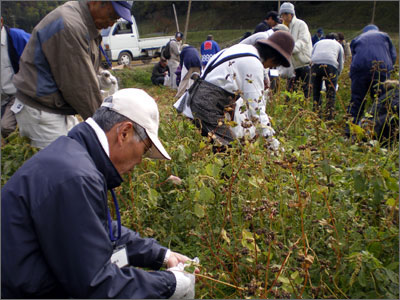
[78, 0, 102, 41]
[287, 15, 297, 28]
[68, 122, 123, 190]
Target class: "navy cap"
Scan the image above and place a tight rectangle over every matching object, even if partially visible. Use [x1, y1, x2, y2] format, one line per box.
[111, 1, 133, 24]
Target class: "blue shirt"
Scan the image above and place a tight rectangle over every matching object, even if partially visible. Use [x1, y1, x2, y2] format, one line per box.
[200, 40, 220, 66]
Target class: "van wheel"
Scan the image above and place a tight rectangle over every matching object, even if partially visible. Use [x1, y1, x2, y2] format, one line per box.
[118, 52, 132, 65]
[141, 57, 152, 64]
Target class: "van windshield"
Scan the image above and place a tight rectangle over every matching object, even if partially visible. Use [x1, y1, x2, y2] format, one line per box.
[101, 27, 111, 37]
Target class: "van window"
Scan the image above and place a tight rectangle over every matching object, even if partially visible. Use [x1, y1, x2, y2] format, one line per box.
[113, 22, 133, 35]
[101, 27, 111, 37]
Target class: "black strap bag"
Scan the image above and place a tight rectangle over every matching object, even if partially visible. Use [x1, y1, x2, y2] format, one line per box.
[175, 50, 259, 144]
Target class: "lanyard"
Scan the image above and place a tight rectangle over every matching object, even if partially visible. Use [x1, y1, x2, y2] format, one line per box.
[107, 189, 121, 242]
[99, 44, 112, 68]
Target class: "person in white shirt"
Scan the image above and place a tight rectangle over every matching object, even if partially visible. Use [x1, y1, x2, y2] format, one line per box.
[279, 2, 313, 99]
[183, 31, 295, 151]
[311, 32, 344, 120]
[167, 32, 183, 90]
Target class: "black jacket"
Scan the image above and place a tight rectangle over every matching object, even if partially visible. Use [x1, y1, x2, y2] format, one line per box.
[1, 121, 176, 298]
[253, 20, 270, 33]
[151, 62, 169, 80]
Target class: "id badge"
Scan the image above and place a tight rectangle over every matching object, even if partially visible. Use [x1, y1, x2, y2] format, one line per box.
[10, 99, 24, 114]
[110, 246, 129, 268]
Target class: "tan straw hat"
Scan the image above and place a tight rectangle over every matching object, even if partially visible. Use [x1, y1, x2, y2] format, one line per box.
[256, 31, 294, 67]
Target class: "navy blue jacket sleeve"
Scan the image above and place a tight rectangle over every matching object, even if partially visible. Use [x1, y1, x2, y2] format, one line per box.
[31, 175, 175, 299]
[114, 224, 168, 270]
[9, 28, 31, 57]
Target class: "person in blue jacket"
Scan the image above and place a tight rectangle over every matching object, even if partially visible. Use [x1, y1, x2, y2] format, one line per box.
[200, 34, 220, 69]
[1, 16, 30, 138]
[175, 44, 202, 98]
[1, 88, 196, 299]
[346, 24, 397, 127]
[311, 28, 324, 45]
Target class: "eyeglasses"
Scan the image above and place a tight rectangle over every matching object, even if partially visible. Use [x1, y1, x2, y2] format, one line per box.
[142, 138, 152, 155]
[116, 122, 152, 155]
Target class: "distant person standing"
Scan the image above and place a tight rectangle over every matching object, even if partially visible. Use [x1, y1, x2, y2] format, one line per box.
[312, 28, 324, 45]
[1, 16, 30, 139]
[279, 2, 313, 99]
[200, 34, 220, 69]
[253, 11, 281, 33]
[11, 1, 133, 149]
[337, 32, 351, 62]
[175, 45, 202, 99]
[346, 24, 397, 127]
[168, 32, 183, 90]
[151, 57, 169, 86]
[311, 33, 344, 119]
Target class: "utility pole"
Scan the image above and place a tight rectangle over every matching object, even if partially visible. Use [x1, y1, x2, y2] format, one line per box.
[183, 0, 192, 43]
[371, 1, 376, 24]
[172, 3, 179, 33]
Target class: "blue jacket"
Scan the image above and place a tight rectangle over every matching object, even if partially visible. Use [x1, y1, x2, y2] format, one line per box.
[180, 45, 202, 70]
[350, 29, 397, 75]
[1, 122, 176, 298]
[200, 40, 220, 66]
[5, 26, 31, 74]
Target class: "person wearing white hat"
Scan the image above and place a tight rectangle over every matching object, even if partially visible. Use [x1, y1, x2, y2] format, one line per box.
[279, 1, 313, 99]
[2, 88, 197, 298]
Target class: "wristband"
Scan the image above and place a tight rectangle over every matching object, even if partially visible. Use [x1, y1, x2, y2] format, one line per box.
[163, 249, 171, 268]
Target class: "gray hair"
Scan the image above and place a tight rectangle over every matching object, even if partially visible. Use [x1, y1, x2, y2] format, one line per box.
[92, 106, 148, 142]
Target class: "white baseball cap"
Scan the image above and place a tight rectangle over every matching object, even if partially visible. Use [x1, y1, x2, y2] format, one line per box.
[101, 88, 171, 160]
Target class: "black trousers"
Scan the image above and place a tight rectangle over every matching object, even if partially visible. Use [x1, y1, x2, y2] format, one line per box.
[311, 64, 339, 119]
[287, 65, 311, 98]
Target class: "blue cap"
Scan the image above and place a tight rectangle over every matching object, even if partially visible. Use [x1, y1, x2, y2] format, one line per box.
[111, 1, 133, 24]
[363, 24, 379, 33]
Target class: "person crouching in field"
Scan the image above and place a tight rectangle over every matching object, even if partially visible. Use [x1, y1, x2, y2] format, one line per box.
[151, 57, 169, 86]
[175, 31, 294, 152]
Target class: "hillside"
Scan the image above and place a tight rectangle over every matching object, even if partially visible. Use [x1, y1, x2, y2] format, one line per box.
[136, 1, 399, 38]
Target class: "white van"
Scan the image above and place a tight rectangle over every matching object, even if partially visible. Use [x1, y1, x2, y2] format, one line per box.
[101, 16, 174, 65]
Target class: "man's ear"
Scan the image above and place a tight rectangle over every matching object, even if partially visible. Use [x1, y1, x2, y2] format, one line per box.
[116, 122, 133, 144]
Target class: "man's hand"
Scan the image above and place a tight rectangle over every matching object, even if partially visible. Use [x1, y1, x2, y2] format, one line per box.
[167, 251, 200, 274]
[167, 252, 189, 268]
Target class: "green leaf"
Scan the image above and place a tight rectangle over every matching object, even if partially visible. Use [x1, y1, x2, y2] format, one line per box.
[291, 271, 299, 280]
[205, 163, 220, 178]
[321, 159, 332, 176]
[147, 188, 159, 207]
[386, 198, 396, 207]
[194, 204, 205, 218]
[277, 275, 290, 284]
[353, 171, 366, 193]
[358, 266, 367, 287]
[199, 186, 215, 202]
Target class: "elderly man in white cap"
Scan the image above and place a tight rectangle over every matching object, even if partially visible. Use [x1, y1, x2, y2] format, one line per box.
[279, 2, 313, 99]
[2, 88, 197, 299]
[12, 1, 133, 149]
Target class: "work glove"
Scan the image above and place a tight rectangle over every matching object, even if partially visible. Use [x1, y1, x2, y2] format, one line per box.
[265, 136, 283, 152]
[168, 261, 196, 299]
